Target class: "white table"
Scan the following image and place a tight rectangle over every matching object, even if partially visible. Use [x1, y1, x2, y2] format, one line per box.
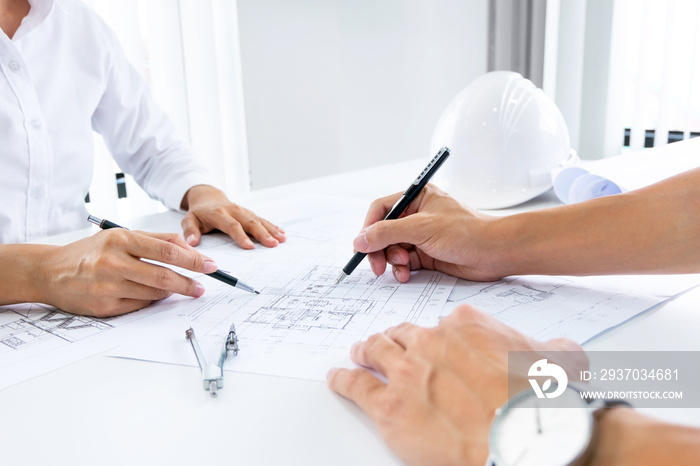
[2, 154, 700, 466]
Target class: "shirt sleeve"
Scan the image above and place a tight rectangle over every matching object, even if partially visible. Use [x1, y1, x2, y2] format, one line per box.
[90, 25, 220, 212]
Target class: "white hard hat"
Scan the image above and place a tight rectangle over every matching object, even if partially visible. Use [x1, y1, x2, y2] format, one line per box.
[430, 71, 577, 209]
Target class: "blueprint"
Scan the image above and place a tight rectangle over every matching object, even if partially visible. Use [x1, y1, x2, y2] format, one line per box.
[0, 193, 378, 388]
[114, 253, 456, 380]
[0, 302, 162, 390]
[442, 274, 700, 344]
[5, 192, 700, 386]
[112, 195, 700, 381]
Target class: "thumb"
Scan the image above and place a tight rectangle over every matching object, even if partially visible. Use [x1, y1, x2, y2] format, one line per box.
[354, 216, 424, 253]
[181, 212, 203, 246]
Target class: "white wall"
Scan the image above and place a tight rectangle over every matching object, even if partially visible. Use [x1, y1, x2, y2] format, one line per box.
[236, 0, 489, 190]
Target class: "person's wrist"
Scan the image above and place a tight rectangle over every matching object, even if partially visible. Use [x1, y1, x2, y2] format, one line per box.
[8, 244, 60, 305]
[482, 214, 522, 279]
[586, 407, 687, 466]
[181, 184, 227, 210]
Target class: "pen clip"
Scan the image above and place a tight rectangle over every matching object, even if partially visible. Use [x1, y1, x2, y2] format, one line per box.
[411, 146, 449, 186]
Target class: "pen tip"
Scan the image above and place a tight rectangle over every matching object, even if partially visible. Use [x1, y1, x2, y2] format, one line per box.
[334, 272, 347, 286]
[255, 290, 260, 294]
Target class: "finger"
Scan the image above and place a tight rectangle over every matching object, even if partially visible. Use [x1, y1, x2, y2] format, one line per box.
[384, 322, 423, 349]
[118, 280, 175, 302]
[245, 220, 280, 248]
[212, 216, 255, 249]
[101, 229, 213, 274]
[386, 246, 415, 282]
[406, 249, 425, 270]
[129, 234, 216, 274]
[356, 228, 389, 275]
[391, 264, 411, 283]
[326, 367, 386, 414]
[362, 192, 404, 230]
[123, 260, 206, 298]
[362, 185, 436, 230]
[386, 245, 410, 267]
[155, 231, 204, 256]
[261, 219, 287, 243]
[181, 213, 204, 246]
[367, 250, 388, 276]
[351, 333, 406, 376]
[354, 216, 425, 254]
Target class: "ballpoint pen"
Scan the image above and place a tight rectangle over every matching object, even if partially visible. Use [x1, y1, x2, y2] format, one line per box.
[87, 215, 260, 294]
[334, 146, 450, 285]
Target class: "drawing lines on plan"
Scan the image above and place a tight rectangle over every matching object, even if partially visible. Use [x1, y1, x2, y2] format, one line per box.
[446, 277, 577, 314]
[0, 304, 114, 355]
[444, 276, 667, 342]
[179, 258, 455, 351]
[0, 300, 163, 391]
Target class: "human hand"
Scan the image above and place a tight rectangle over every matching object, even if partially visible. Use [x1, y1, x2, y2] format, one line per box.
[327, 305, 585, 466]
[180, 185, 286, 249]
[36, 229, 219, 317]
[354, 184, 501, 282]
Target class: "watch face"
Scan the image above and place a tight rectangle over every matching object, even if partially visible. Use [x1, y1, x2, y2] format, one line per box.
[490, 387, 593, 466]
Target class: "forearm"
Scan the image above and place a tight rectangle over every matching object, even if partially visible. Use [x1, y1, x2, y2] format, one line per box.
[0, 244, 57, 306]
[492, 168, 700, 276]
[590, 408, 700, 466]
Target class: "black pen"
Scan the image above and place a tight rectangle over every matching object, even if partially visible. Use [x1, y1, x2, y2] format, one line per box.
[334, 146, 450, 285]
[87, 215, 260, 294]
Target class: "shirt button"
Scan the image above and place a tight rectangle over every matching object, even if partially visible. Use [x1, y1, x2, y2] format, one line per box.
[31, 119, 42, 129]
[31, 187, 46, 199]
[8, 60, 20, 71]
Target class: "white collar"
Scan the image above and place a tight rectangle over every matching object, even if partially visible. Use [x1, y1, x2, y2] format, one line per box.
[13, 0, 56, 41]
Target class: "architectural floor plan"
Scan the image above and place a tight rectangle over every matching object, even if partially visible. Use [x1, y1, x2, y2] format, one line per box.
[115, 253, 456, 380]
[443, 274, 700, 344]
[0, 304, 114, 353]
[6, 193, 700, 386]
[0, 302, 160, 389]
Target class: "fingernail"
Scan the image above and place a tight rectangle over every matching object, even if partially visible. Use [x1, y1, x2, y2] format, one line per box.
[326, 367, 339, 380]
[203, 260, 217, 273]
[350, 341, 360, 354]
[353, 232, 369, 251]
[186, 234, 197, 245]
[194, 283, 205, 297]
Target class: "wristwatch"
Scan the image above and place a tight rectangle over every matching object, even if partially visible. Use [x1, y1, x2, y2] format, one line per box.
[486, 386, 631, 466]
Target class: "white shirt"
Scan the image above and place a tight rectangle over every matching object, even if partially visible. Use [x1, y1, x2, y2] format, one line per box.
[0, 0, 216, 243]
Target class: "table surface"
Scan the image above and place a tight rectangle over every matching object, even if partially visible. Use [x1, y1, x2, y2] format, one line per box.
[2, 153, 700, 466]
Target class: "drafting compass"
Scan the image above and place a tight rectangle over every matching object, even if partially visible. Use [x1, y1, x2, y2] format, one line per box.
[185, 323, 239, 396]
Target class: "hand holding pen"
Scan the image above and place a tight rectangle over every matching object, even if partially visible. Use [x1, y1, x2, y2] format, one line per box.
[335, 147, 450, 284]
[88, 216, 259, 294]
[30, 226, 219, 318]
[344, 182, 504, 284]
